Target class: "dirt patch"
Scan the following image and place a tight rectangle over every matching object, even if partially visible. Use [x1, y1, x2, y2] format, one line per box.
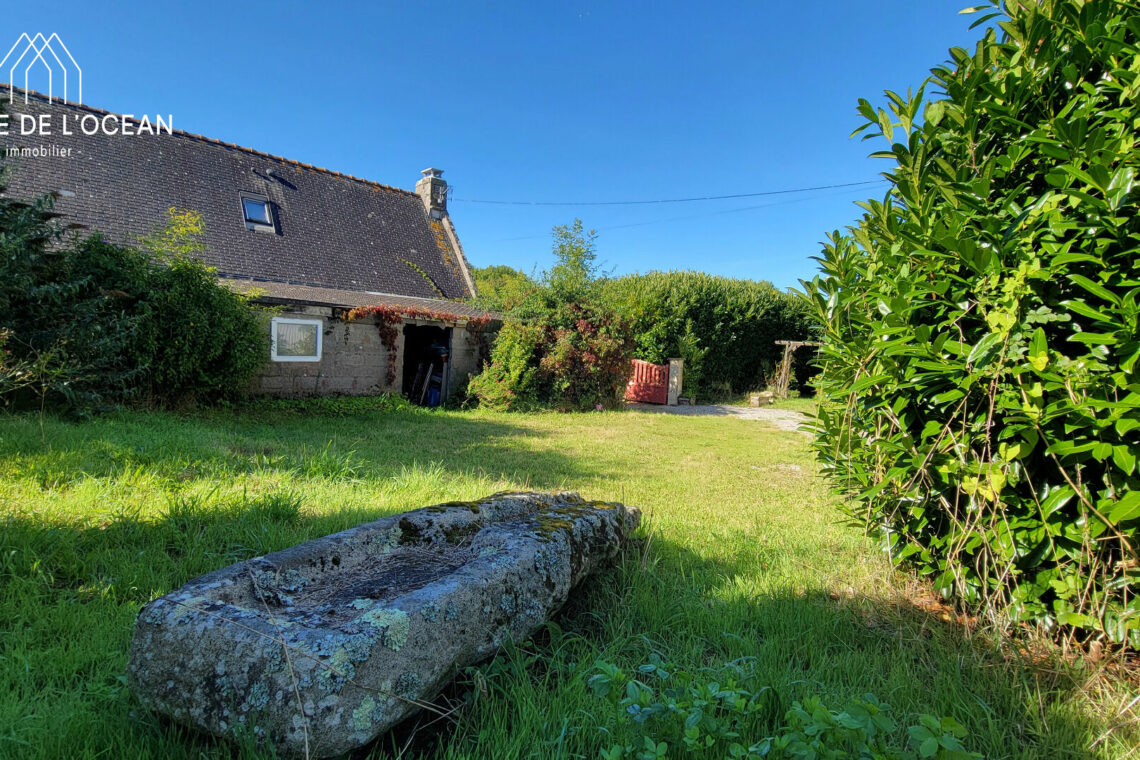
[626, 403, 808, 432]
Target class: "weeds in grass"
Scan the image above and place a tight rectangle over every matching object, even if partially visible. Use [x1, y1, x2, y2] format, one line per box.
[586, 654, 981, 759]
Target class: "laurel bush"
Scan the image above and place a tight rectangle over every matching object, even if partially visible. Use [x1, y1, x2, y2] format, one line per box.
[802, 0, 1140, 646]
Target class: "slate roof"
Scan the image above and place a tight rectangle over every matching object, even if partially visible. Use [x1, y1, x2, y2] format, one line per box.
[0, 87, 475, 302]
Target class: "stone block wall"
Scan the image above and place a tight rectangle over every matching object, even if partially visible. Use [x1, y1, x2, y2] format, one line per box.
[256, 306, 403, 398]
[448, 322, 484, 393]
[254, 308, 489, 399]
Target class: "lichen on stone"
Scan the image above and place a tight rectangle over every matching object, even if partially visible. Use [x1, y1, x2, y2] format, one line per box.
[246, 681, 270, 711]
[373, 525, 403, 555]
[500, 593, 517, 615]
[277, 568, 308, 592]
[360, 608, 409, 651]
[420, 601, 439, 622]
[352, 697, 375, 731]
[394, 671, 421, 699]
[344, 634, 373, 663]
[141, 602, 167, 625]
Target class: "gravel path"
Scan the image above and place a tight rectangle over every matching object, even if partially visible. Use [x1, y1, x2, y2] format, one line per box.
[625, 403, 808, 432]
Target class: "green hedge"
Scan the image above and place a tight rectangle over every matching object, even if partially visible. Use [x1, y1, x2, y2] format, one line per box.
[602, 271, 814, 400]
[803, 0, 1139, 646]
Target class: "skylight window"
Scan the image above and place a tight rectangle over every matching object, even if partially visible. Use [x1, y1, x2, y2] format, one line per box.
[240, 193, 275, 232]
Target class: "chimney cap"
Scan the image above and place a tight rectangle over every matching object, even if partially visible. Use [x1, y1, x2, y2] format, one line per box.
[421, 168, 444, 179]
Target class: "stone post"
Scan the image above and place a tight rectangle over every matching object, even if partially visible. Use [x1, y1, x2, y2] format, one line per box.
[667, 358, 683, 405]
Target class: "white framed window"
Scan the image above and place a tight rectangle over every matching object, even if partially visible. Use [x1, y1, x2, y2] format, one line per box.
[240, 192, 275, 232]
[271, 317, 322, 362]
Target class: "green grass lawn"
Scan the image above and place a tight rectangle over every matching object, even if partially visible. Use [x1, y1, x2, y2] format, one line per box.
[727, 391, 818, 416]
[0, 405, 1134, 759]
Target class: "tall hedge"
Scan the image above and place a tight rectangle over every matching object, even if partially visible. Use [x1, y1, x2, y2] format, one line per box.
[602, 271, 814, 400]
[803, 0, 1140, 646]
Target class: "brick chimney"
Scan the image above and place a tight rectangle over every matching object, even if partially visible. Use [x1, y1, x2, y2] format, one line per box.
[416, 167, 447, 218]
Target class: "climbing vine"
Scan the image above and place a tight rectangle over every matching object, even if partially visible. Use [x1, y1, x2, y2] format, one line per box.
[401, 259, 446, 298]
[344, 305, 498, 386]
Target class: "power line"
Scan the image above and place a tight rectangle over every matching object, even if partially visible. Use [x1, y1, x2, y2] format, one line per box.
[452, 179, 884, 207]
[485, 181, 889, 244]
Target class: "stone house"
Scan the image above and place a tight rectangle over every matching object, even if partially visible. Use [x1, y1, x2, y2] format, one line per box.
[1, 87, 492, 403]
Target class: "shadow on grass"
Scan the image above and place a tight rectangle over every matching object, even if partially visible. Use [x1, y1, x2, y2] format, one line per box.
[0, 406, 614, 492]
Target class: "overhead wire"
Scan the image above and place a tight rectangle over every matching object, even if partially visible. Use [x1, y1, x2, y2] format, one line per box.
[451, 179, 885, 207]
[481, 180, 890, 244]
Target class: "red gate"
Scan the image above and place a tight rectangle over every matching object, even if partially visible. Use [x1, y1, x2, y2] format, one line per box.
[624, 359, 669, 404]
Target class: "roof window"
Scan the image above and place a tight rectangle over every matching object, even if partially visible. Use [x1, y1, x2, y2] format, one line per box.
[240, 193, 275, 232]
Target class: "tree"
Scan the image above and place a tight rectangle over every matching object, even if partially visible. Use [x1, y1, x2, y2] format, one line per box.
[543, 219, 601, 304]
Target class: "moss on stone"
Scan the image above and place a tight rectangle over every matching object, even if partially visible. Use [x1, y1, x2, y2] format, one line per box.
[396, 517, 423, 545]
[442, 521, 480, 544]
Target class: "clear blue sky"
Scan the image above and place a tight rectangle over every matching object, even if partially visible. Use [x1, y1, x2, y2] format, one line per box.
[3, 1, 984, 290]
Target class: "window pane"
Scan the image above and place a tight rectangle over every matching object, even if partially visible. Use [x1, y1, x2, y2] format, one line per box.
[243, 198, 270, 224]
[276, 322, 318, 357]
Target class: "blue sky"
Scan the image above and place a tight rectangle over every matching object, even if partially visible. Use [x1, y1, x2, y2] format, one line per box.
[3, 1, 985, 290]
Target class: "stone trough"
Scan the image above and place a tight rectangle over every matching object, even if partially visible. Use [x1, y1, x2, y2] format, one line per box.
[127, 491, 640, 758]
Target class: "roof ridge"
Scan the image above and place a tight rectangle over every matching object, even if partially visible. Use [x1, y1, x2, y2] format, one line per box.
[0, 84, 417, 197]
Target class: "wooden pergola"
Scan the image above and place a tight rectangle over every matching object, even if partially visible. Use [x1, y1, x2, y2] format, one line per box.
[773, 340, 821, 398]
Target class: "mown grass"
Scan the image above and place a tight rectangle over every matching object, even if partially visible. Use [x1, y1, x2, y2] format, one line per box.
[0, 404, 1134, 759]
[728, 390, 818, 415]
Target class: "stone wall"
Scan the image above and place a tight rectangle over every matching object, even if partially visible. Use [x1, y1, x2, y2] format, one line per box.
[448, 321, 485, 395]
[255, 306, 486, 399]
[256, 306, 397, 397]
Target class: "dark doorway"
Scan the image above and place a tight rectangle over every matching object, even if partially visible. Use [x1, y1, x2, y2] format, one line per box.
[402, 324, 451, 407]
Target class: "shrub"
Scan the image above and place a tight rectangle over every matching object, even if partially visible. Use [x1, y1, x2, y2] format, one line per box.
[469, 221, 637, 411]
[802, 0, 1140, 646]
[0, 192, 267, 411]
[467, 320, 544, 410]
[602, 271, 815, 401]
[137, 209, 267, 402]
[470, 303, 634, 411]
[1, 230, 157, 409]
